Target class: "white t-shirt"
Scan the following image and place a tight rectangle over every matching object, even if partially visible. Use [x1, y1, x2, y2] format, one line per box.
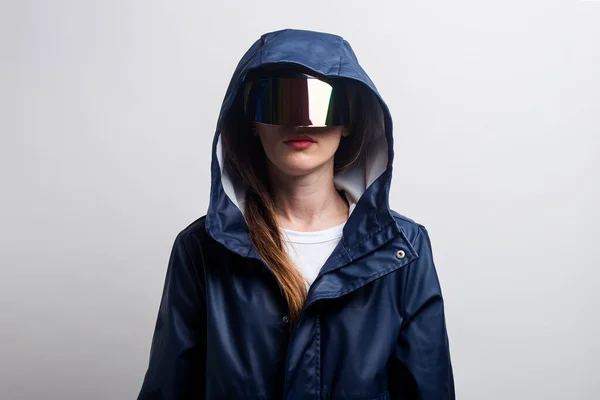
[282, 221, 346, 288]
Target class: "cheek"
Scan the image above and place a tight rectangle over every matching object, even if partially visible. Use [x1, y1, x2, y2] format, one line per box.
[319, 133, 343, 156]
[257, 133, 278, 153]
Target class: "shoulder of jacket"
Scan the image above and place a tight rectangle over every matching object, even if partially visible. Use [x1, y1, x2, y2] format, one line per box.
[175, 215, 210, 247]
[389, 210, 428, 244]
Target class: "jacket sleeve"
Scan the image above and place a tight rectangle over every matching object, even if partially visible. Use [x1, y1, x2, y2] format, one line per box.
[138, 230, 207, 400]
[391, 226, 455, 399]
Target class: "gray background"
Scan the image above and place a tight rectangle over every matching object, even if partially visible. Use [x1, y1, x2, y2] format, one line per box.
[1, 1, 599, 399]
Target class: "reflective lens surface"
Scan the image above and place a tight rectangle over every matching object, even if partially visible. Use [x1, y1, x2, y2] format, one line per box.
[244, 75, 347, 127]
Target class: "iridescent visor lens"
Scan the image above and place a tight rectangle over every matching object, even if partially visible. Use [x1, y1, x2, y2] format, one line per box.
[244, 76, 347, 127]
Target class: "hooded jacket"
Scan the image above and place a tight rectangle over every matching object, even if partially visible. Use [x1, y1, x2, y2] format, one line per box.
[138, 29, 454, 400]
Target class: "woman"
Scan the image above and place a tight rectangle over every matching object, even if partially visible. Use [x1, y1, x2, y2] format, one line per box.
[138, 29, 454, 399]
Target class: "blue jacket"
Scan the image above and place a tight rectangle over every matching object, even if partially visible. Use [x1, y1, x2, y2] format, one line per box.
[138, 29, 454, 399]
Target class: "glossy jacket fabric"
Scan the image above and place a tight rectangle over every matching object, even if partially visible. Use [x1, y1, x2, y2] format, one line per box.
[138, 29, 454, 399]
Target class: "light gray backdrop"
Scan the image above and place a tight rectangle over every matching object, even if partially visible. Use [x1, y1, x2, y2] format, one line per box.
[1, 1, 599, 399]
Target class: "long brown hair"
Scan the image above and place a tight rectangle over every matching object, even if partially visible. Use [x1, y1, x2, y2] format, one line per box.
[221, 77, 380, 323]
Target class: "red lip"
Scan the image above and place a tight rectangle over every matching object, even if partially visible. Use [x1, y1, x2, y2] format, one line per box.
[284, 135, 316, 143]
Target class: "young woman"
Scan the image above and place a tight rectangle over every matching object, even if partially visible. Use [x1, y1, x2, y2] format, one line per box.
[138, 29, 454, 399]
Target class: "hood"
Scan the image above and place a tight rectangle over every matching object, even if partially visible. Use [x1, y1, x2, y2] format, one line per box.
[206, 29, 396, 257]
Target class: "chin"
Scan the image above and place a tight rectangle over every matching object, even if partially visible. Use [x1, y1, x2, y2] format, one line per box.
[272, 153, 317, 174]
[279, 164, 318, 177]
[272, 159, 323, 177]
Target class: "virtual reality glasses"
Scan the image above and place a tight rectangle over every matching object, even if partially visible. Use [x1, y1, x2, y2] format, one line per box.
[243, 73, 349, 127]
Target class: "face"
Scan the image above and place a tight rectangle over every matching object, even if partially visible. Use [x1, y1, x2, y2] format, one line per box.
[254, 122, 349, 177]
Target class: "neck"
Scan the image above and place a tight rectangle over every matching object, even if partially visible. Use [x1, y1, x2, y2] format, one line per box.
[267, 161, 349, 232]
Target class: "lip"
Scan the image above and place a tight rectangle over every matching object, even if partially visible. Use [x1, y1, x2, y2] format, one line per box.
[284, 135, 316, 143]
[285, 141, 313, 150]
